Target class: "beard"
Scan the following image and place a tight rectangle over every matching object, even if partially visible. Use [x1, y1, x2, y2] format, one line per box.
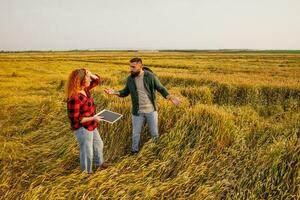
[131, 69, 141, 77]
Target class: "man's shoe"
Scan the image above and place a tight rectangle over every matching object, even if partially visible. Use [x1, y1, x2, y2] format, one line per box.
[130, 151, 139, 156]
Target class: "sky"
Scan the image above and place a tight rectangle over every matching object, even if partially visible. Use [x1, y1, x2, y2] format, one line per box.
[0, 0, 299, 51]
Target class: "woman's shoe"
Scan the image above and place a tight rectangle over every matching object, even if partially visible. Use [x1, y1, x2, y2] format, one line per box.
[98, 161, 109, 170]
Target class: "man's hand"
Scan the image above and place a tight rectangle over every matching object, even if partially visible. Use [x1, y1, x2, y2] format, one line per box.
[104, 88, 119, 95]
[167, 95, 181, 106]
[93, 116, 104, 123]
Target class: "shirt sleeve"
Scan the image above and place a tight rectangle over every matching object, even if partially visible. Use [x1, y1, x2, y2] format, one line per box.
[154, 75, 170, 98]
[67, 96, 83, 125]
[118, 78, 130, 97]
[86, 74, 101, 91]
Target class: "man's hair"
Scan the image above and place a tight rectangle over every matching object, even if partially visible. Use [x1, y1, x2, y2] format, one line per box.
[130, 57, 142, 64]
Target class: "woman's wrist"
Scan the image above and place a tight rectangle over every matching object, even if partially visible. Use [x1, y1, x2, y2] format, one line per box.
[90, 74, 99, 80]
[81, 116, 96, 123]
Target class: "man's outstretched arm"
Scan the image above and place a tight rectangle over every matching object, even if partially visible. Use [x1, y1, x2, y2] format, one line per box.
[104, 81, 130, 97]
[154, 76, 181, 106]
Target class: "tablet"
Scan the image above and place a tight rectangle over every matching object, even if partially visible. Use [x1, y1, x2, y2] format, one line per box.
[94, 109, 123, 124]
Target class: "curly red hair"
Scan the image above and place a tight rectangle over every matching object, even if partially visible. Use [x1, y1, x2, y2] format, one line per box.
[65, 69, 86, 98]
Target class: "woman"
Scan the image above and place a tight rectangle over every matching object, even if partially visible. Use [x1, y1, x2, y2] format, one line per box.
[65, 68, 108, 173]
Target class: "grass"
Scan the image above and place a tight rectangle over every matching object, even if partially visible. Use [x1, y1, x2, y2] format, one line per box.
[0, 51, 299, 199]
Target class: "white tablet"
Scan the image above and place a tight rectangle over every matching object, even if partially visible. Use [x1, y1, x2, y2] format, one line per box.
[94, 109, 123, 124]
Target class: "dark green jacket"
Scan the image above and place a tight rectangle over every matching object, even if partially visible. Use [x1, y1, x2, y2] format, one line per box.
[118, 70, 169, 116]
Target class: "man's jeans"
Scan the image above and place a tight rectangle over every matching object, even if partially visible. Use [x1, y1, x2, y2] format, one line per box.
[74, 127, 104, 173]
[132, 111, 159, 152]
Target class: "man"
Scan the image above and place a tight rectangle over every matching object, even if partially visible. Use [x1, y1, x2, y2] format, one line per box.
[104, 57, 180, 154]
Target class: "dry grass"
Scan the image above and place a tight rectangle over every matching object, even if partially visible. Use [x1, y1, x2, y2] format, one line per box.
[0, 51, 299, 199]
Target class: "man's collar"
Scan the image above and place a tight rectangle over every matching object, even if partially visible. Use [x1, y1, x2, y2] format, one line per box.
[137, 70, 145, 77]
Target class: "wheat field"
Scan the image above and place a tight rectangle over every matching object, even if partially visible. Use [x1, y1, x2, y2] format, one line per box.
[0, 51, 299, 199]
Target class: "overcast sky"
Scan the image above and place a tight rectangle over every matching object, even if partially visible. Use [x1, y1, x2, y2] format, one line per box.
[0, 0, 299, 51]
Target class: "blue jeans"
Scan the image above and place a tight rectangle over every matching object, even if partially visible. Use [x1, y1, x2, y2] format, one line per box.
[74, 127, 104, 173]
[132, 111, 159, 152]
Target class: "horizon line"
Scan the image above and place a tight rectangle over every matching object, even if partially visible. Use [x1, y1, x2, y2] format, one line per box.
[1, 48, 300, 53]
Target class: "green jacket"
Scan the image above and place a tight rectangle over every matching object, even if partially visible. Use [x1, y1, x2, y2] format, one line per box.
[118, 70, 170, 116]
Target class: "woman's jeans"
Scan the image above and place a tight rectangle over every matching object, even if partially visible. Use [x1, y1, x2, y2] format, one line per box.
[132, 111, 159, 152]
[74, 127, 104, 173]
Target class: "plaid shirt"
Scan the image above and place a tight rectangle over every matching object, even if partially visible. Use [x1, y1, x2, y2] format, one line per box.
[67, 74, 101, 131]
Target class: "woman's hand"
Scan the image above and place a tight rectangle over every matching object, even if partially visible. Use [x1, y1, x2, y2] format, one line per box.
[85, 70, 98, 80]
[81, 116, 103, 124]
[93, 116, 104, 123]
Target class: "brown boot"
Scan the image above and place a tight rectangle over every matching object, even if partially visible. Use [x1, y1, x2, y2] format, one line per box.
[98, 161, 109, 170]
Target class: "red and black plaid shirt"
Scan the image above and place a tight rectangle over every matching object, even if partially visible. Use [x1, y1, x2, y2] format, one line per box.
[67, 74, 101, 131]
